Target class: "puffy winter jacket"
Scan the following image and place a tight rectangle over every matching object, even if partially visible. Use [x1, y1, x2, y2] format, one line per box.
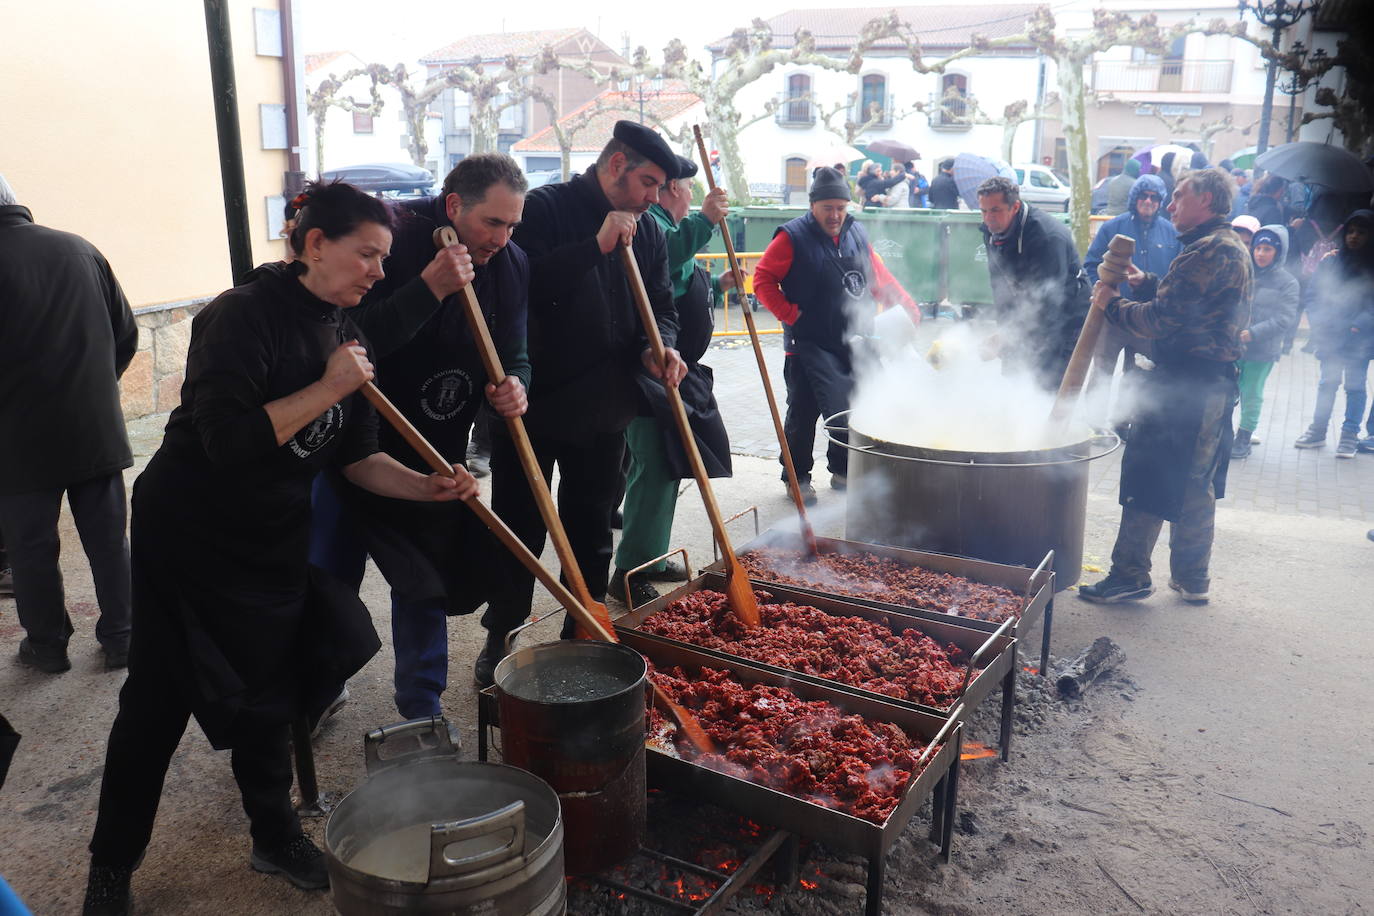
[1243, 225, 1299, 363]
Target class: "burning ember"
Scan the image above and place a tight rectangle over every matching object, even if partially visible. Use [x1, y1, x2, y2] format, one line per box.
[960, 741, 999, 761]
[647, 664, 937, 824]
[640, 588, 976, 708]
[739, 547, 1022, 623]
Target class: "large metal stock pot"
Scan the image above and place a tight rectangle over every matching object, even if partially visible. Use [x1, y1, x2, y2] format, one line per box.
[831, 411, 1119, 590]
[325, 718, 565, 915]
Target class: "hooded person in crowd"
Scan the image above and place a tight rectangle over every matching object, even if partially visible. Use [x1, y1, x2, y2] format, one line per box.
[479, 121, 686, 682]
[1231, 225, 1299, 459]
[1080, 168, 1252, 606]
[928, 158, 960, 210]
[977, 175, 1091, 391]
[1293, 210, 1374, 457]
[1230, 214, 1260, 248]
[1083, 172, 1182, 410]
[1105, 158, 1141, 217]
[753, 166, 919, 502]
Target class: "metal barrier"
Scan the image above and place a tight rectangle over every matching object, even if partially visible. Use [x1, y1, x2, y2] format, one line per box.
[694, 251, 783, 338]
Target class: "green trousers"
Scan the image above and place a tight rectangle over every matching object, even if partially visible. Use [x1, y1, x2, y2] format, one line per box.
[1236, 359, 1274, 432]
[614, 417, 679, 574]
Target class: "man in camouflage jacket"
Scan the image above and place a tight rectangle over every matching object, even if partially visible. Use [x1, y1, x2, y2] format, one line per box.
[1080, 168, 1253, 606]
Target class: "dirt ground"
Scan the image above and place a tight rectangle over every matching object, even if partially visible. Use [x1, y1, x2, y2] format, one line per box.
[1, 443, 1371, 915]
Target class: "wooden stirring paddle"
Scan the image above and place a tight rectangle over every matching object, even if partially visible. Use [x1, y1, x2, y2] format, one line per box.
[431, 225, 614, 638]
[618, 243, 763, 628]
[358, 379, 716, 754]
[691, 125, 819, 559]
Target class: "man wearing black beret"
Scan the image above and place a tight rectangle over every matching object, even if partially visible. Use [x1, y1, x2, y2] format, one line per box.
[476, 121, 687, 682]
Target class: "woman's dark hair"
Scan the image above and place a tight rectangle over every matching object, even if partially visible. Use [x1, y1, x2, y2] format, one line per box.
[287, 180, 392, 256]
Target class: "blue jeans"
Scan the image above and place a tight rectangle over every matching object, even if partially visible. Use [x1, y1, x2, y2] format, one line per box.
[309, 475, 448, 718]
[1312, 356, 1370, 435]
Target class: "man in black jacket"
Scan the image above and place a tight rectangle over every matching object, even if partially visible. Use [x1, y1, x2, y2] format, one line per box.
[977, 176, 1090, 390]
[309, 154, 528, 716]
[0, 176, 137, 673]
[479, 122, 686, 683]
[928, 159, 960, 210]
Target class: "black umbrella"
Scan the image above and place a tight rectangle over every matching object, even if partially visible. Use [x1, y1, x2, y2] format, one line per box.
[1254, 142, 1374, 192]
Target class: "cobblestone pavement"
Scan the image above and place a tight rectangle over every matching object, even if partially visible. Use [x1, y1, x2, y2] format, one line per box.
[705, 313, 1374, 523]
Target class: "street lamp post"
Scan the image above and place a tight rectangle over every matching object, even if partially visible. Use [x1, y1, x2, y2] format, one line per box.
[1277, 44, 1328, 143]
[1238, 0, 1321, 159]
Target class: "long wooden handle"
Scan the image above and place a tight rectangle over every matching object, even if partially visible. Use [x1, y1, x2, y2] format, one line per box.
[1050, 305, 1107, 422]
[358, 380, 614, 642]
[692, 125, 818, 556]
[435, 228, 608, 624]
[362, 375, 714, 751]
[619, 245, 761, 626]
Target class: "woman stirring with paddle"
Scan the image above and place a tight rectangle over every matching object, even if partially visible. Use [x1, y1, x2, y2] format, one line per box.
[82, 182, 477, 915]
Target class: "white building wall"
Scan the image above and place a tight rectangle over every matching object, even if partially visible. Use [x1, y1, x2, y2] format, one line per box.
[728, 53, 1042, 200]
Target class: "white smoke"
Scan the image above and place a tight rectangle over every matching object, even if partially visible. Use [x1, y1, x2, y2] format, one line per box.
[851, 322, 1098, 453]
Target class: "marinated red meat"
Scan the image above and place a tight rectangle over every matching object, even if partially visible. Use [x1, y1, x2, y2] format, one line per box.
[738, 547, 1021, 623]
[648, 665, 936, 823]
[639, 588, 975, 708]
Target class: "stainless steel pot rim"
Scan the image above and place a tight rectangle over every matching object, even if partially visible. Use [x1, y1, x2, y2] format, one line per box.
[823, 410, 1122, 468]
[494, 640, 648, 703]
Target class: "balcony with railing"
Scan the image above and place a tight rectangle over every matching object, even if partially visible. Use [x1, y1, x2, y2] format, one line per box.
[852, 94, 896, 130]
[774, 93, 815, 126]
[1090, 59, 1233, 94]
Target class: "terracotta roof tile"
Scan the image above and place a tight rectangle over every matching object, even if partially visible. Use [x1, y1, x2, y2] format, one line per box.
[513, 84, 702, 153]
[708, 5, 1037, 52]
[305, 51, 350, 75]
[421, 27, 604, 64]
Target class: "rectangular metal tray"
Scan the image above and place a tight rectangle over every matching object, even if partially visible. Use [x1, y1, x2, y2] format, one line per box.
[623, 630, 964, 863]
[706, 529, 1052, 635]
[615, 571, 1016, 724]
[702, 529, 1055, 673]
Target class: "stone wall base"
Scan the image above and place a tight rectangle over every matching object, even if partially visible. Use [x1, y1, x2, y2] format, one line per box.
[121, 299, 210, 419]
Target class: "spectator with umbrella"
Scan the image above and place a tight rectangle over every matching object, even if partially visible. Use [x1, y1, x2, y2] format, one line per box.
[928, 158, 960, 209]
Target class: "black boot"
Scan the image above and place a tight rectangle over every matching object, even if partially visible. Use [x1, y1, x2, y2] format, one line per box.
[473, 631, 509, 689]
[1230, 428, 1253, 459]
[83, 864, 133, 916]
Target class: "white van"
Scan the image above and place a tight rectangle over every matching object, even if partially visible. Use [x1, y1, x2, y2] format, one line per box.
[1013, 164, 1071, 211]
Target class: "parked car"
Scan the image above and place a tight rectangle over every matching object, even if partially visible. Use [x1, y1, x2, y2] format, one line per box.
[523, 169, 565, 189]
[321, 162, 435, 194]
[1012, 163, 1071, 211]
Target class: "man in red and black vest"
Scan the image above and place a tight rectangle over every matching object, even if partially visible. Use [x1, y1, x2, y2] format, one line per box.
[753, 166, 918, 503]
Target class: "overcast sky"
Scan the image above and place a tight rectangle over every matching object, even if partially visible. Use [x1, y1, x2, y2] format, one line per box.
[296, 0, 967, 67]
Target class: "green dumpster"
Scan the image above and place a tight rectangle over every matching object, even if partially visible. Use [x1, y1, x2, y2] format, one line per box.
[940, 210, 995, 306]
[738, 206, 803, 254]
[855, 209, 943, 303]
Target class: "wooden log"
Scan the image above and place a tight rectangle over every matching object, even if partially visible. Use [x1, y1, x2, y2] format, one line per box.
[1056, 637, 1126, 698]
